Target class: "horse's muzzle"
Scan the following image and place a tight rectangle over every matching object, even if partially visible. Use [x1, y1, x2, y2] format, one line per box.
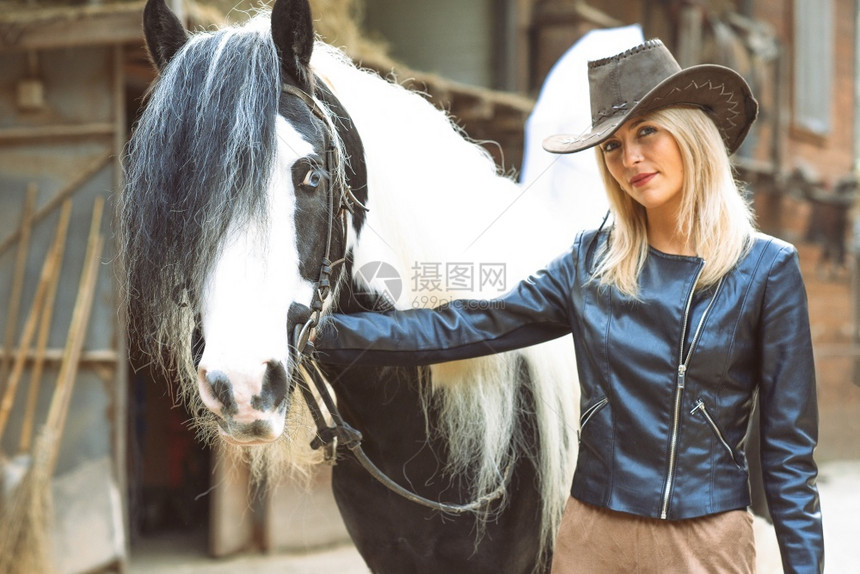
[196, 360, 291, 443]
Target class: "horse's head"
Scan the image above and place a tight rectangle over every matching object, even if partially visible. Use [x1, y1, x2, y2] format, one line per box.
[130, 0, 365, 445]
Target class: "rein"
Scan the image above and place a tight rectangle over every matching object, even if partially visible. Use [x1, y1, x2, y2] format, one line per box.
[283, 82, 509, 515]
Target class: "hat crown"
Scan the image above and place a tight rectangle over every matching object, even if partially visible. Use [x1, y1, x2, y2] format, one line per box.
[588, 40, 681, 126]
[541, 37, 758, 155]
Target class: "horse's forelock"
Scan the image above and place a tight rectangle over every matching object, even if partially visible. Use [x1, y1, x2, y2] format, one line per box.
[122, 17, 282, 380]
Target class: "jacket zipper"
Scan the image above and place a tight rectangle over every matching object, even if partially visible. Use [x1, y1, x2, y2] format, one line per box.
[660, 269, 723, 519]
[691, 399, 741, 468]
[577, 397, 608, 443]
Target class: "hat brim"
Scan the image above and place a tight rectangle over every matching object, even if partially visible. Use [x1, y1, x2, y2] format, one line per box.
[542, 64, 758, 155]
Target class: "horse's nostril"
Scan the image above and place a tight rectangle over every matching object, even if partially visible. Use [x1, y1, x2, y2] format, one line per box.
[251, 361, 289, 412]
[206, 370, 239, 416]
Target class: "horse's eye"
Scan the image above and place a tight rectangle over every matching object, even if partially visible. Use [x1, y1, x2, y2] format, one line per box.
[302, 169, 324, 190]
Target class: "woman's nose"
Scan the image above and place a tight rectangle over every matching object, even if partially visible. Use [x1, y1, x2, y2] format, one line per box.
[622, 144, 642, 167]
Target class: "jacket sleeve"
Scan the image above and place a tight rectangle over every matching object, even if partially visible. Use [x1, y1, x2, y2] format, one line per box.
[314, 247, 577, 366]
[757, 244, 824, 573]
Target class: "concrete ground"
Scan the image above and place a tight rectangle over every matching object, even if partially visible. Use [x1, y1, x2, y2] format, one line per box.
[129, 460, 859, 574]
[754, 459, 860, 573]
[129, 538, 367, 574]
[816, 460, 860, 572]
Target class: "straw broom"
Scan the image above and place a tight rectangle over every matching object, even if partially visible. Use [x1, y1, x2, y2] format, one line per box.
[0, 199, 103, 574]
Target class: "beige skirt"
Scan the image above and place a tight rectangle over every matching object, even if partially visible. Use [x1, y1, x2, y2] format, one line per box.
[551, 497, 756, 573]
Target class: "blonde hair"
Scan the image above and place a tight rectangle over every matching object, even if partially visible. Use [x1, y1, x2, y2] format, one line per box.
[592, 107, 755, 297]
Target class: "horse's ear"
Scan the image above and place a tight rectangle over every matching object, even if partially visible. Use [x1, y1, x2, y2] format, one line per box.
[143, 0, 189, 71]
[271, 0, 315, 92]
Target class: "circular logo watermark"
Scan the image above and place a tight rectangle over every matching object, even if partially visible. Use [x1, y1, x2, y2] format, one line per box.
[354, 261, 403, 311]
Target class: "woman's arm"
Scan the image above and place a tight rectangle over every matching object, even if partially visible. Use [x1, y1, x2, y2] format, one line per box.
[314, 247, 577, 366]
[757, 244, 824, 574]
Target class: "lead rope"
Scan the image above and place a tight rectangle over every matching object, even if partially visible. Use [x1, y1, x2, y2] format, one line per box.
[292, 326, 510, 514]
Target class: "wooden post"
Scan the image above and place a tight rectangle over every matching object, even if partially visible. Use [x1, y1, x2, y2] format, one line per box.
[0, 186, 36, 388]
[46, 198, 104, 472]
[677, 2, 704, 68]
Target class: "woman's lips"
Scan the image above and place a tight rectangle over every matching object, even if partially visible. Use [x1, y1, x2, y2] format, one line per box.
[630, 172, 656, 187]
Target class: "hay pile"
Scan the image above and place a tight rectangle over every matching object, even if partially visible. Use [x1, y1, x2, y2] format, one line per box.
[199, 0, 391, 62]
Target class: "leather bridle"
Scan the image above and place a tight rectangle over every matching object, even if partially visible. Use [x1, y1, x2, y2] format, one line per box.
[282, 82, 509, 515]
[282, 83, 362, 352]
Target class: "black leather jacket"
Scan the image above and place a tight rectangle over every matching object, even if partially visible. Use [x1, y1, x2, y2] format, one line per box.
[317, 229, 824, 573]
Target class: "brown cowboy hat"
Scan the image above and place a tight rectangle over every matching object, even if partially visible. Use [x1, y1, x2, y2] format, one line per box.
[542, 39, 758, 155]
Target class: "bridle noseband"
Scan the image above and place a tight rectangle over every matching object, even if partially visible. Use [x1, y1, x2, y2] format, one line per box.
[281, 82, 510, 515]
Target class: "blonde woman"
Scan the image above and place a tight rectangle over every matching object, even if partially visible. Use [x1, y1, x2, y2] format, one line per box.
[315, 40, 823, 573]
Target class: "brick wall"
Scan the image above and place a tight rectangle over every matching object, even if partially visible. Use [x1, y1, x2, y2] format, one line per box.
[796, 242, 860, 461]
[750, 0, 860, 461]
[754, 0, 856, 183]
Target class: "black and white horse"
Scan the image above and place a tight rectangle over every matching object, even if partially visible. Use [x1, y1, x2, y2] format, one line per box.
[121, 0, 578, 571]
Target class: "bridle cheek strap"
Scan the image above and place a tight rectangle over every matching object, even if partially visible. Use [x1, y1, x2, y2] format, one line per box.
[283, 82, 367, 354]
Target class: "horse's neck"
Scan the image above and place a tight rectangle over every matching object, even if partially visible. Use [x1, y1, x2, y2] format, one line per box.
[314, 46, 573, 306]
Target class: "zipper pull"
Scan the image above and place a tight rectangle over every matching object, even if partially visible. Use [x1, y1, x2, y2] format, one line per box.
[690, 399, 703, 415]
[677, 364, 687, 388]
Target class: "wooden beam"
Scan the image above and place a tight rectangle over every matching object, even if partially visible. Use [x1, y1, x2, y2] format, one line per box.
[533, 0, 622, 29]
[0, 349, 120, 365]
[574, 1, 623, 28]
[0, 3, 145, 52]
[0, 123, 115, 142]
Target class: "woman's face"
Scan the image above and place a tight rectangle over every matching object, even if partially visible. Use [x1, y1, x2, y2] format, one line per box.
[600, 116, 685, 219]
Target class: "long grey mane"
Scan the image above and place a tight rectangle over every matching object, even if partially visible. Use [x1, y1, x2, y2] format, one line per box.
[121, 19, 280, 381]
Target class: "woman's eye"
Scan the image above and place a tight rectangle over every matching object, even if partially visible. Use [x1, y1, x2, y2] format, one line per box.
[638, 125, 657, 137]
[602, 141, 620, 153]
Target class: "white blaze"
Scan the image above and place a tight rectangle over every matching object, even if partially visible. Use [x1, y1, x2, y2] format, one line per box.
[196, 118, 316, 428]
